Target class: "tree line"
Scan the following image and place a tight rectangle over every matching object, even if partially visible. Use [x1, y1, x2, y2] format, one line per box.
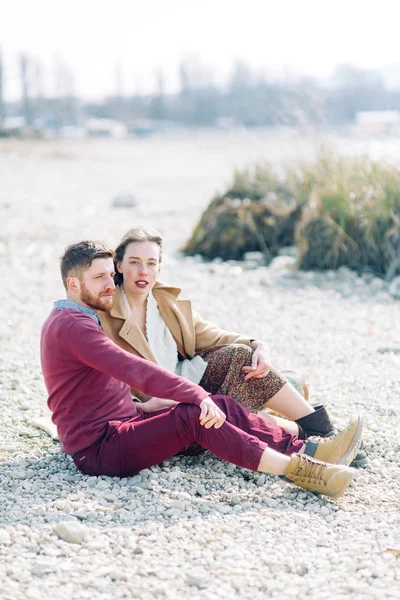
[0, 52, 399, 130]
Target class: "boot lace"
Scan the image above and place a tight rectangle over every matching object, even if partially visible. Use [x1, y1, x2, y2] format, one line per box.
[294, 455, 326, 486]
[308, 433, 335, 445]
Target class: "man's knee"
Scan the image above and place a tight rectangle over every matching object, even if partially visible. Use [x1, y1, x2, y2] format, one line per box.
[210, 394, 245, 417]
[173, 402, 201, 427]
[174, 402, 200, 416]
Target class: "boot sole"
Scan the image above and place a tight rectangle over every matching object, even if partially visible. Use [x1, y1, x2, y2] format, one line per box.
[337, 415, 364, 466]
[285, 467, 357, 498]
[326, 469, 356, 498]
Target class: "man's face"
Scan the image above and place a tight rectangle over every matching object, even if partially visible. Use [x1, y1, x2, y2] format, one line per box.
[76, 258, 116, 312]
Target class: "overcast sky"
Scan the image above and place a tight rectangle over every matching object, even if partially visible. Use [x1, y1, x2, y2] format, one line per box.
[0, 0, 398, 100]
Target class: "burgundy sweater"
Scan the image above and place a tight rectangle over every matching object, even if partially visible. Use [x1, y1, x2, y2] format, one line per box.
[40, 308, 209, 455]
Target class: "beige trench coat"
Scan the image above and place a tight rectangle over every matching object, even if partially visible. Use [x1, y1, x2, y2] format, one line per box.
[98, 281, 253, 401]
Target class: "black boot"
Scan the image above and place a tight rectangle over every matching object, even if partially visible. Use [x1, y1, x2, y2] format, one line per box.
[296, 404, 369, 468]
[295, 404, 336, 439]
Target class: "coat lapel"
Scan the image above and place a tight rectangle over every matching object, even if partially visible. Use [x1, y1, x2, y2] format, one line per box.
[110, 286, 158, 362]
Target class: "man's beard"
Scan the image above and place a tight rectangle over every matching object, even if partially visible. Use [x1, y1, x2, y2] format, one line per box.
[80, 282, 114, 312]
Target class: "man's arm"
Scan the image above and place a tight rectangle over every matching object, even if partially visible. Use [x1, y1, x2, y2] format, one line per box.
[66, 317, 209, 406]
[133, 397, 179, 412]
[133, 397, 226, 429]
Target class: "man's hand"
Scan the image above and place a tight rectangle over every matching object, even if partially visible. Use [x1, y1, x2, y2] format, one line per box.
[242, 341, 272, 381]
[134, 397, 179, 413]
[199, 397, 226, 429]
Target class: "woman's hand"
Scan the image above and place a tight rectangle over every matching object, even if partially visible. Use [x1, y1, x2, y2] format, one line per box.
[199, 397, 226, 429]
[242, 341, 272, 381]
[134, 397, 179, 413]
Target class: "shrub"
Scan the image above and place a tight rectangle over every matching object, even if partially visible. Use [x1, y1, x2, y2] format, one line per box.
[182, 152, 400, 279]
[296, 155, 400, 279]
[182, 164, 303, 262]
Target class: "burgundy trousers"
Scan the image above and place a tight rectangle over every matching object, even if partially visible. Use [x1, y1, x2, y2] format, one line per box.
[72, 395, 303, 477]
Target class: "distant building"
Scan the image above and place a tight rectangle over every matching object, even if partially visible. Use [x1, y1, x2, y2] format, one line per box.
[85, 118, 127, 138]
[355, 110, 400, 134]
[59, 125, 86, 139]
[0, 116, 26, 136]
[126, 119, 183, 137]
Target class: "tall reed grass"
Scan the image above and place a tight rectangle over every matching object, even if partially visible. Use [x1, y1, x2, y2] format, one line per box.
[182, 153, 400, 279]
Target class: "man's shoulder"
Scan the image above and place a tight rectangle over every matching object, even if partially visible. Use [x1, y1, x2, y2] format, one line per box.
[42, 308, 104, 358]
[60, 308, 97, 322]
[43, 308, 99, 334]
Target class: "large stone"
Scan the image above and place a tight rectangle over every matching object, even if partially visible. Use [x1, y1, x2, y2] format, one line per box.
[269, 255, 297, 271]
[389, 276, 400, 298]
[186, 574, 208, 589]
[376, 347, 400, 355]
[0, 529, 11, 545]
[243, 251, 265, 267]
[111, 193, 137, 208]
[54, 521, 88, 544]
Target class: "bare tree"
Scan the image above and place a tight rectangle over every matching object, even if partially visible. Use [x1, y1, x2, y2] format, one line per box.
[229, 59, 252, 91]
[149, 69, 166, 120]
[52, 55, 77, 126]
[179, 54, 213, 93]
[29, 57, 45, 124]
[112, 59, 126, 121]
[20, 54, 33, 126]
[114, 60, 124, 98]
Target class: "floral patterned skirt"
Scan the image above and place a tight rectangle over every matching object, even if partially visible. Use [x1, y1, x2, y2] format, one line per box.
[198, 344, 287, 412]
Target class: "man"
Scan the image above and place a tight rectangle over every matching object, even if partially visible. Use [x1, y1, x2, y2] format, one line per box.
[40, 240, 363, 498]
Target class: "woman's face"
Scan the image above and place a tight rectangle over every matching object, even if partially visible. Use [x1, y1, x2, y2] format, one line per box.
[117, 241, 161, 296]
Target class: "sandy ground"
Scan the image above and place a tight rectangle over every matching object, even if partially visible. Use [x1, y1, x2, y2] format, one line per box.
[0, 130, 399, 599]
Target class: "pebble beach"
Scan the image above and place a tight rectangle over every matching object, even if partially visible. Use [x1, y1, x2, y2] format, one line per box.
[0, 130, 399, 599]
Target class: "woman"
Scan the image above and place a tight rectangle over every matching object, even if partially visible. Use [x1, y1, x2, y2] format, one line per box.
[99, 226, 366, 464]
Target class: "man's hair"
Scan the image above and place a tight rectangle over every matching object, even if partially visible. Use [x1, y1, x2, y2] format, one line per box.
[60, 240, 115, 289]
[114, 226, 163, 285]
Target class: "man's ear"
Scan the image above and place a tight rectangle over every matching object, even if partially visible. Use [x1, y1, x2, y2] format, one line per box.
[66, 275, 80, 293]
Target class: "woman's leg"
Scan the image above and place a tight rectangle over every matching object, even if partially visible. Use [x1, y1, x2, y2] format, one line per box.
[257, 410, 300, 436]
[198, 345, 314, 425]
[198, 345, 341, 443]
[266, 383, 314, 420]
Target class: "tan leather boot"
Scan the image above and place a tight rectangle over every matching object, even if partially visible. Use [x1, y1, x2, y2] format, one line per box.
[304, 415, 363, 466]
[285, 454, 356, 498]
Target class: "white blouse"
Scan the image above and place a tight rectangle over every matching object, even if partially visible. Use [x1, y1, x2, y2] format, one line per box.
[121, 287, 208, 385]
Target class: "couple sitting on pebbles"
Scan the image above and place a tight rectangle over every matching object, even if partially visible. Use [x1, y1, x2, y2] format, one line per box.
[40, 226, 366, 499]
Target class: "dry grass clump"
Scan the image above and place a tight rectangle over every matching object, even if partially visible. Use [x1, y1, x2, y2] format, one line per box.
[296, 155, 400, 279]
[182, 153, 400, 279]
[182, 164, 303, 261]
